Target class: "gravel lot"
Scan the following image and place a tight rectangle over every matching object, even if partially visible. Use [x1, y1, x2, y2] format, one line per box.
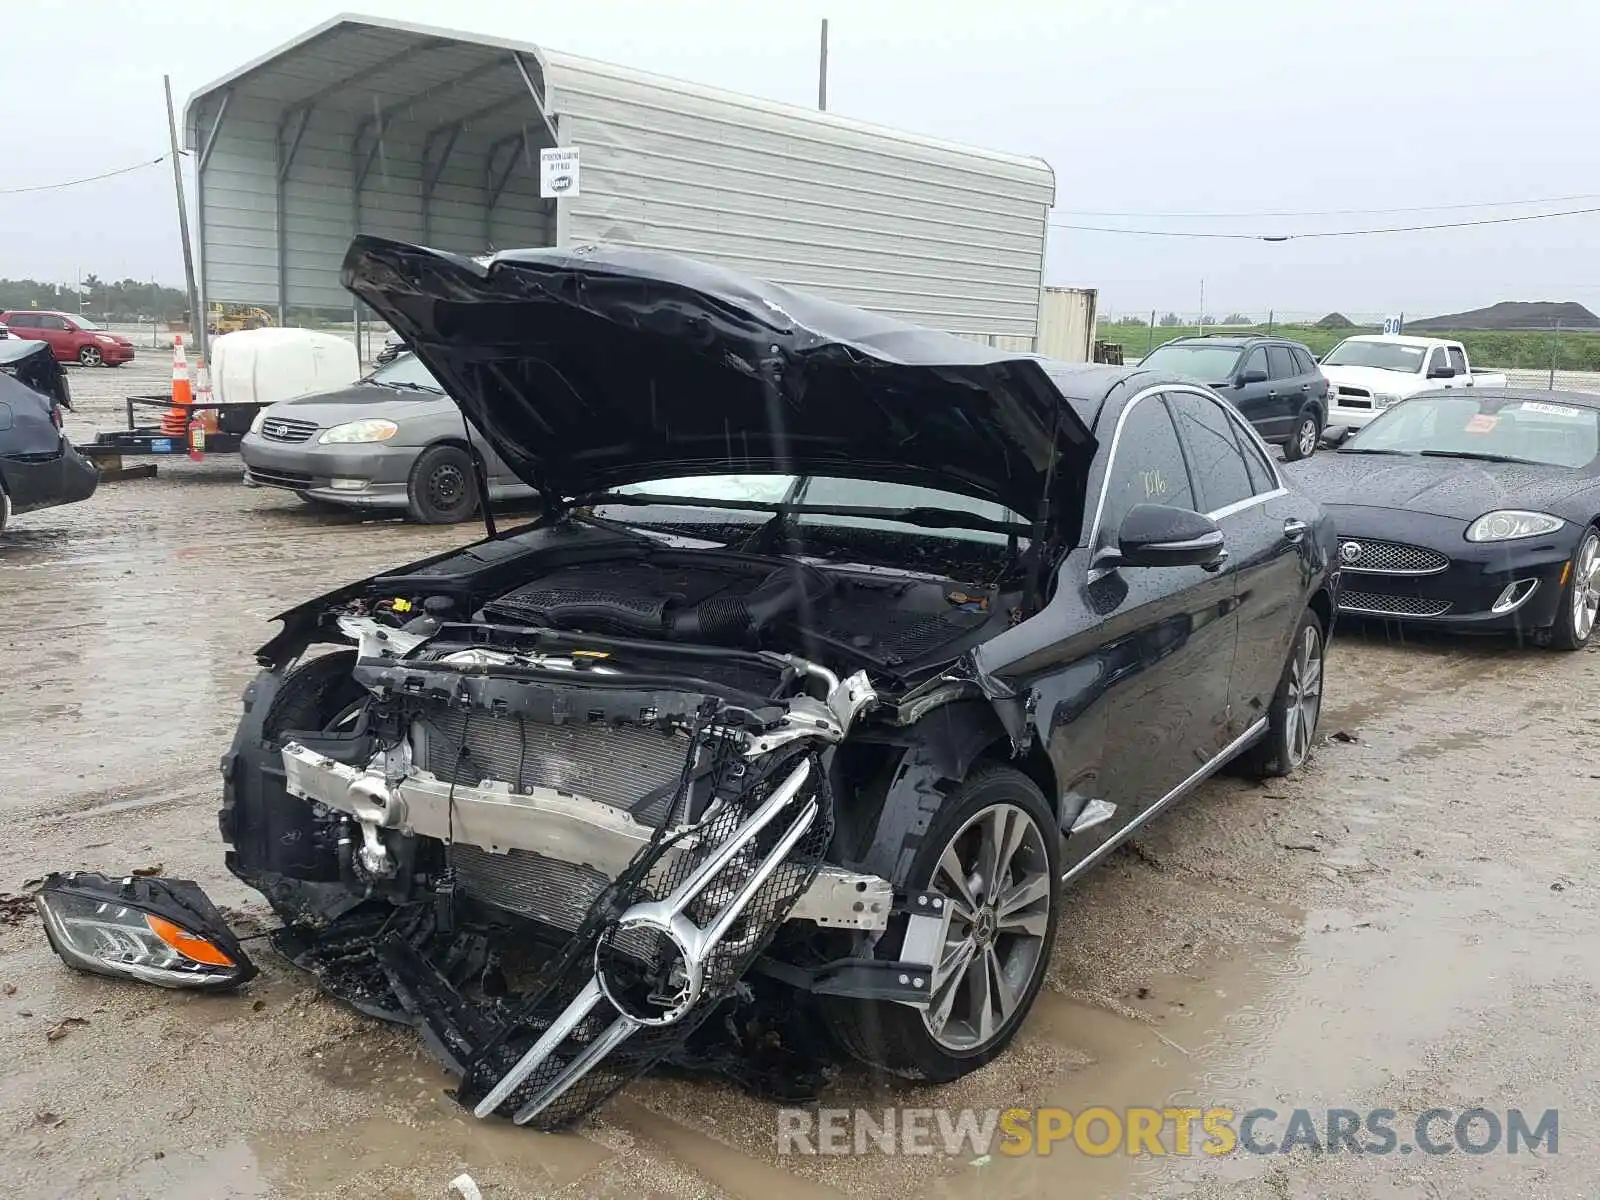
[1, 360, 1596, 1198]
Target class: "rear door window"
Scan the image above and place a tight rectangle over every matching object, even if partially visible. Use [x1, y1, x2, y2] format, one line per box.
[8, 315, 36, 329]
[1266, 345, 1297, 379]
[1166, 390, 1257, 512]
[1291, 347, 1317, 374]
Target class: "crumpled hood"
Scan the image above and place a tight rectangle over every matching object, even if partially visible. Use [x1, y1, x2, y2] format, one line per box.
[1288, 451, 1591, 522]
[340, 236, 1094, 521]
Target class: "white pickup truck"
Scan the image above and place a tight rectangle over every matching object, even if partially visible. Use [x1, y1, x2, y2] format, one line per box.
[1319, 334, 1508, 429]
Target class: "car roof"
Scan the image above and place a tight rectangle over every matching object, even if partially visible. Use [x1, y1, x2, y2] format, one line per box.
[1032, 362, 1213, 430]
[1338, 333, 1449, 348]
[1153, 334, 1305, 349]
[0, 337, 53, 366]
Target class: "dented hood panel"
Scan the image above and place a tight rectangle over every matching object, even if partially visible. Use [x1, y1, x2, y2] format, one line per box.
[340, 237, 1094, 521]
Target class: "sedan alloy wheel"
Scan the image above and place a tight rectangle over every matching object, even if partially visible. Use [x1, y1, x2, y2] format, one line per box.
[923, 801, 1052, 1052]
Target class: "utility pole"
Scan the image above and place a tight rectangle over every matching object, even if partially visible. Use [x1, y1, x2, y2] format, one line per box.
[1198, 279, 1205, 335]
[818, 19, 829, 111]
[164, 75, 201, 353]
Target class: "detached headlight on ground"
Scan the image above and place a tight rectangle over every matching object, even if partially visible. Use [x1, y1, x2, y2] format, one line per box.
[320, 418, 399, 444]
[35, 872, 256, 990]
[1466, 511, 1565, 542]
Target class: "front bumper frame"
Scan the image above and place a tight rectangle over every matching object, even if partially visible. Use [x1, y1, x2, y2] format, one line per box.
[281, 742, 893, 931]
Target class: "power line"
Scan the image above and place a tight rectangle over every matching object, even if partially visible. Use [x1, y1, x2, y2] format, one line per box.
[1051, 204, 1600, 242]
[0, 154, 172, 196]
[1056, 193, 1600, 220]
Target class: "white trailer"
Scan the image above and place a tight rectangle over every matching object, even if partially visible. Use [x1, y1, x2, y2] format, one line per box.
[184, 15, 1057, 355]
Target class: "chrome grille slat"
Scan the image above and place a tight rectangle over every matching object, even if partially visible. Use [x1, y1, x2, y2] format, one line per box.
[423, 709, 691, 815]
[1339, 589, 1452, 617]
[260, 417, 318, 443]
[1338, 537, 1449, 575]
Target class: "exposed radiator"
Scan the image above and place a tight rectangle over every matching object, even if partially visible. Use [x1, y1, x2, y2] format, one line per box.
[421, 708, 693, 821]
[452, 844, 658, 959]
[452, 844, 608, 934]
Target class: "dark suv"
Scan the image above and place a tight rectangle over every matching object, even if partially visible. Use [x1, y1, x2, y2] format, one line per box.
[1139, 335, 1331, 460]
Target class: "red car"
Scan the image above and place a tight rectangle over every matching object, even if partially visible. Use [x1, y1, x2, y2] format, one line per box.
[0, 311, 135, 367]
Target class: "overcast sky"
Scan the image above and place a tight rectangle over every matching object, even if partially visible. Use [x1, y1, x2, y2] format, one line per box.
[6, 0, 1599, 319]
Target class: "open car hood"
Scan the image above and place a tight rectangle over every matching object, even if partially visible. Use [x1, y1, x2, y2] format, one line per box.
[341, 237, 1094, 522]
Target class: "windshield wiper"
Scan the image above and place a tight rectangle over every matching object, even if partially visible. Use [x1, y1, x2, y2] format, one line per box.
[1418, 450, 1542, 466]
[368, 379, 442, 394]
[1336, 447, 1411, 456]
[577, 490, 1030, 538]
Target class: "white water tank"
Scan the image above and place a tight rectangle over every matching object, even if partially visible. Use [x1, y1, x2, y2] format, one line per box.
[210, 328, 361, 408]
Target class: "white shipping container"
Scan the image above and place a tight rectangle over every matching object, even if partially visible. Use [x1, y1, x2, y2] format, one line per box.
[1035, 287, 1099, 362]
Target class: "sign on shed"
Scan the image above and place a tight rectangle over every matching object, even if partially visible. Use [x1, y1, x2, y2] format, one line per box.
[540, 147, 581, 198]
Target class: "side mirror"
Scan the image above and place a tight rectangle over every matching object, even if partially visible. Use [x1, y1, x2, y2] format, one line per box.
[1427, 364, 1456, 379]
[1320, 424, 1351, 448]
[1099, 504, 1227, 571]
[1237, 368, 1268, 386]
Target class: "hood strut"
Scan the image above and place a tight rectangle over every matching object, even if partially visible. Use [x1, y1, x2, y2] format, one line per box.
[460, 407, 497, 539]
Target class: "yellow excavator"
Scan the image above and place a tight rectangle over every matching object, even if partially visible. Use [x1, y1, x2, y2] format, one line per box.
[208, 305, 274, 336]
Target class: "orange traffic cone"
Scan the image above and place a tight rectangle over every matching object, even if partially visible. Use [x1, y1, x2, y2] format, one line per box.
[160, 336, 194, 438]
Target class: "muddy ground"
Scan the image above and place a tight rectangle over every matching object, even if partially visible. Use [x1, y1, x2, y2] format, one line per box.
[1, 361, 1595, 1198]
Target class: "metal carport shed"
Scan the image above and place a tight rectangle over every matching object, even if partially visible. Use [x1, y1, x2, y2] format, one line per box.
[184, 13, 1056, 357]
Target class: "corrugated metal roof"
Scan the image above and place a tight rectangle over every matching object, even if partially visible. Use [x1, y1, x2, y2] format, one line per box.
[183, 13, 1056, 344]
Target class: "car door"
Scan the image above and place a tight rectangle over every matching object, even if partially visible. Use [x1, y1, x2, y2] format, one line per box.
[35, 315, 73, 361]
[1230, 345, 1273, 430]
[1293, 346, 1332, 418]
[1166, 387, 1312, 737]
[1263, 344, 1303, 441]
[1424, 346, 1456, 390]
[992, 389, 1239, 876]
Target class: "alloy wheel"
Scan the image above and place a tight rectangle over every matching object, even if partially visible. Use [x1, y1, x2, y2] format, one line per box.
[79, 346, 102, 367]
[1572, 532, 1600, 643]
[922, 802, 1052, 1052]
[1282, 623, 1324, 770]
[1298, 417, 1318, 457]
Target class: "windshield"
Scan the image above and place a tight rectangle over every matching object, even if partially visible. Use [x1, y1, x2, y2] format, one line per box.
[1138, 342, 1243, 381]
[69, 315, 102, 330]
[366, 353, 443, 391]
[1321, 339, 1427, 372]
[1348, 395, 1599, 468]
[605, 474, 1024, 544]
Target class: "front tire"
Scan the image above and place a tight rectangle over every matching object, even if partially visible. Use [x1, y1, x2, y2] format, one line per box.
[827, 766, 1059, 1082]
[1239, 609, 1325, 777]
[1281, 406, 1320, 462]
[405, 443, 478, 524]
[1546, 526, 1600, 651]
[78, 345, 103, 367]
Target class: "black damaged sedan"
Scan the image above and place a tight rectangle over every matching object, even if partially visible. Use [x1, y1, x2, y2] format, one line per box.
[1293, 389, 1600, 648]
[193, 237, 1338, 1129]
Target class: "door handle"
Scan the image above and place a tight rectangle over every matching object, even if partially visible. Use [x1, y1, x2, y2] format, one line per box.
[1283, 518, 1307, 543]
